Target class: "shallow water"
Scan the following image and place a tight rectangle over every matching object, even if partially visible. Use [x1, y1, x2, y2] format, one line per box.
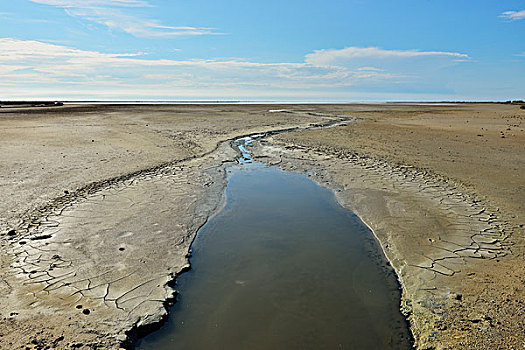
[136, 146, 411, 349]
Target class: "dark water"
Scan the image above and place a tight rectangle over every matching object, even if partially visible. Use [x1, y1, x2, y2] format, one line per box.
[136, 160, 411, 349]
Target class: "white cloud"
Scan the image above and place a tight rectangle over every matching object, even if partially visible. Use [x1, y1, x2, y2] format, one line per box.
[30, 0, 150, 7]
[29, 0, 217, 37]
[305, 46, 469, 66]
[0, 39, 406, 97]
[0, 39, 471, 100]
[500, 10, 525, 21]
[357, 67, 383, 71]
[0, 65, 29, 75]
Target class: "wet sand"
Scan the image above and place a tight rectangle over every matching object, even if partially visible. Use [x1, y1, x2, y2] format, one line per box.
[0, 103, 523, 349]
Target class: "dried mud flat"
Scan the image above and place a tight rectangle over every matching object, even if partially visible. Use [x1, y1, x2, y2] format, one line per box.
[0, 103, 524, 349]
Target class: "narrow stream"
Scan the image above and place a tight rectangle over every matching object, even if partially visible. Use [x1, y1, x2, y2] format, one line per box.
[135, 137, 412, 349]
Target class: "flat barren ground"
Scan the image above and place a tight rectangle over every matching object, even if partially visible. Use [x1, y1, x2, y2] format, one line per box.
[0, 103, 523, 349]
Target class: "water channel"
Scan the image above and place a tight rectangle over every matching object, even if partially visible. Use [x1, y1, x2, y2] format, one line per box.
[135, 137, 412, 349]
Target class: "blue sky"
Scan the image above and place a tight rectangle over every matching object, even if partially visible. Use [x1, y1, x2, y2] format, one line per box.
[1, 0, 524, 101]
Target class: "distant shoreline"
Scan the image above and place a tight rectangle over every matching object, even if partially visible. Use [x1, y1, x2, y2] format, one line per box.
[1, 100, 523, 106]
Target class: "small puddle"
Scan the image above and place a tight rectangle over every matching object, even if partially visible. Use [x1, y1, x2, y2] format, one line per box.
[136, 137, 412, 349]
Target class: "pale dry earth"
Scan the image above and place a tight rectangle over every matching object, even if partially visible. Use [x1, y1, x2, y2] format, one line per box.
[0, 104, 333, 229]
[0, 103, 523, 349]
[0, 104, 333, 349]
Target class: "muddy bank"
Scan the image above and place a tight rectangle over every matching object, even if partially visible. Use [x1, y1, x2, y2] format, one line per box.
[1, 103, 523, 349]
[137, 153, 411, 349]
[252, 103, 524, 349]
[0, 104, 346, 349]
[1, 143, 236, 349]
[0, 104, 336, 232]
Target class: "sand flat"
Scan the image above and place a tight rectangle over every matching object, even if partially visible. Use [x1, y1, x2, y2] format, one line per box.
[1, 103, 524, 349]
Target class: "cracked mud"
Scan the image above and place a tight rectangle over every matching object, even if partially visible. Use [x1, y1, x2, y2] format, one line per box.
[1, 103, 524, 349]
[2, 143, 235, 348]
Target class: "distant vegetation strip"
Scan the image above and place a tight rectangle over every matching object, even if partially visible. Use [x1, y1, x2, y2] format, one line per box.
[0, 101, 63, 107]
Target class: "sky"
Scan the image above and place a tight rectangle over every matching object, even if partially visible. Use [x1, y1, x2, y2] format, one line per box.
[1, 0, 524, 101]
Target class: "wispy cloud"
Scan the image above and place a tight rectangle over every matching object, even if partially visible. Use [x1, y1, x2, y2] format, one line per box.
[305, 46, 469, 66]
[0, 39, 471, 99]
[499, 10, 525, 21]
[0, 38, 402, 101]
[0, 11, 55, 23]
[30, 0, 150, 7]
[29, 0, 218, 37]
